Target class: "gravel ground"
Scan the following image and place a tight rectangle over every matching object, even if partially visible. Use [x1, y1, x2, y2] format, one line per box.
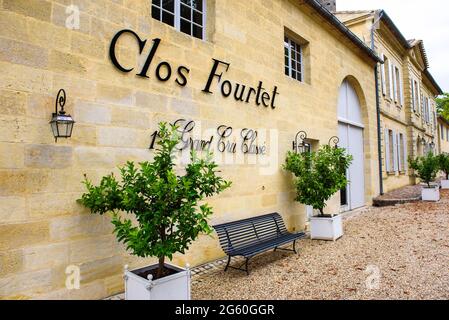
[192, 191, 449, 300]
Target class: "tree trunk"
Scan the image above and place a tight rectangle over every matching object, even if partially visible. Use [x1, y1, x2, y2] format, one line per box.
[157, 256, 165, 279]
[319, 208, 325, 217]
[157, 226, 166, 279]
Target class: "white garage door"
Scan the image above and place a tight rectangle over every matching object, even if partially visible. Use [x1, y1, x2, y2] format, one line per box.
[338, 80, 365, 211]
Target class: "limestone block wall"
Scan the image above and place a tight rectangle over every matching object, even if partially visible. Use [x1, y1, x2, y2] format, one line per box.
[0, 0, 378, 299]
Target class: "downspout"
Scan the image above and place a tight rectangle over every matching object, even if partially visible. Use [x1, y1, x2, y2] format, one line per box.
[371, 10, 384, 195]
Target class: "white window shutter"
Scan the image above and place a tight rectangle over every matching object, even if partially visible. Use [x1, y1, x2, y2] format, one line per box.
[381, 54, 386, 95]
[388, 60, 394, 100]
[411, 79, 415, 111]
[392, 66, 397, 102]
[403, 134, 408, 172]
[397, 133, 402, 171]
[385, 128, 391, 172]
[393, 130, 398, 173]
[399, 69, 404, 106]
[417, 83, 421, 108]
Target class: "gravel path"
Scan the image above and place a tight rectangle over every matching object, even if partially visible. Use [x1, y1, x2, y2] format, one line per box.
[192, 191, 449, 300]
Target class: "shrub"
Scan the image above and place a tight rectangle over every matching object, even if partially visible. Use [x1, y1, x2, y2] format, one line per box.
[78, 123, 231, 279]
[438, 153, 449, 180]
[284, 145, 353, 217]
[408, 152, 439, 187]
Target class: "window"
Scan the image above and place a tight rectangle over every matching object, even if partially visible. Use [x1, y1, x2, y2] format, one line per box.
[381, 55, 390, 97]
[152, 0, 206, 40]
[414, 80, 420, 114]
[284, 36, 303, 82]
[441, 124, 445, 140]
[394, 66, 403, 106]
[398, 133, 405, 172]
[387, 130, 395, 173]
[447, 127, 449, 141]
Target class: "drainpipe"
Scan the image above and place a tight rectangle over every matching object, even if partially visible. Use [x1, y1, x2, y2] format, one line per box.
[371, 10, 384, 195]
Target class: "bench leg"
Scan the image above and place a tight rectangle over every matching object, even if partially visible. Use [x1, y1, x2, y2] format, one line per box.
[245, 258, 250, 276]
[224, 256, 231, 272]
[293, 240, 297, 254]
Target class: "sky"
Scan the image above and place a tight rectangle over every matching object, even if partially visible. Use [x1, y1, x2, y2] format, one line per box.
[337, 0, 449, 93]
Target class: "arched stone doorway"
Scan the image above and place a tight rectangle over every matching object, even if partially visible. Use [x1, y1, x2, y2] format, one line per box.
[338, 79, 365, 211]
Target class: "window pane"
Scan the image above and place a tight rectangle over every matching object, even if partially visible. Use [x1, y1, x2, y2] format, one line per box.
[153, 0, 161, 6]
[193, 10, 203, 25]
[181, 3, 191, 20]
[180, 18, 191, 35]
[162, 0, 175, 13]
[152, 6, 161, 20]
[284, 36, 303, 83]
[193, 24, 203, 39]
[162, 11, 174, 26]
[183, 0, 202, 11]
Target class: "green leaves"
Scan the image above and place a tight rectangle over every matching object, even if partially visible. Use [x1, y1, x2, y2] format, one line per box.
[438, 153, 449, 179]
[284, 145, 353, 215]
[436, 93, 449, 121]
[408, 152, 439, 187]
[78, 122, 231, 273]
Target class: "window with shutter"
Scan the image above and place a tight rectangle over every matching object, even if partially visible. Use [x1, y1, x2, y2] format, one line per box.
[380, 54, 386, 95]
[411, 79, 415, 112]
[388, 61, 394, 100]
[392, 130, 398, 173]
[385, 128, 391, 173]
[397, 133, 402, 172]
[398, 68, 404, 106]
[392, 65, 397, 102]
[403, 134, 408, 172]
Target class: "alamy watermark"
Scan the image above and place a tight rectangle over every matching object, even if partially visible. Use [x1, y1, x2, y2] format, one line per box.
[65, 5, 80, 30]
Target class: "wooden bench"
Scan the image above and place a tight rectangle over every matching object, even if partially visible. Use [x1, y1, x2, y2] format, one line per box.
[213, 213, 306, 275]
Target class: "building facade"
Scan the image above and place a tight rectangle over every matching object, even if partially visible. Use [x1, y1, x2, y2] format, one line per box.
[438, 116, 449, 154]
[336, 10, 443, 192]
[0, 0, 383, 299]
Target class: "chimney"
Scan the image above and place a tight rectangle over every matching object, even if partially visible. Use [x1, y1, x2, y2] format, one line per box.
[317, 0, 336, 13]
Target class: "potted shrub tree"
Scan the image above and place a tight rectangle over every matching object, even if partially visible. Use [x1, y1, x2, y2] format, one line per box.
[284, 145, 353, 241]
[409, 152, 440, 201]
[438, 153, 449, 189]
[78, 123, 231, 300]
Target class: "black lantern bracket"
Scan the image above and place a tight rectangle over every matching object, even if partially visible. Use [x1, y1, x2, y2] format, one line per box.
[50, 89, 75, 143]
[292, 131, 310, 154]
[328, 136, 340, 149]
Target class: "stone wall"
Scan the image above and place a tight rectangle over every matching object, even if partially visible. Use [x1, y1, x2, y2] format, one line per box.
[0, 0, 378, 299]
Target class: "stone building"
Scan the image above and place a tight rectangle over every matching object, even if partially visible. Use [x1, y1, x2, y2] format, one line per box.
[0, 0, 384, 299]
[438, 116, 449, 154]
[335, 10, 443, 192]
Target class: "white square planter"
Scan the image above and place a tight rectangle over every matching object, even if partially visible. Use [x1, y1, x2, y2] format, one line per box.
[124, 263, 190, 300]
[422, 186, 440, 202]
[310, 215, 343, 241]
[441, 180, 449, 189]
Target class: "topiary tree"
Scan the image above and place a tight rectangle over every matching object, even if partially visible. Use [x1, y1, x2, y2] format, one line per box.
[284, 145, 353, 217]
[437, 153, 449, 180]
[78, 123, 231, 279]
[408, 152, 439, 187]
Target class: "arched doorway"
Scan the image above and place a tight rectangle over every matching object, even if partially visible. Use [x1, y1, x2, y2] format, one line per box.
[338, 79, 365, 211]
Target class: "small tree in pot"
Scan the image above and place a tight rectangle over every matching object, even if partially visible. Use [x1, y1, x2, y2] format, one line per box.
[284, 145, 352, 241]
[437, 153, 449, 189]
[78, 123, 231, 299]
[408, 152, 440, 201]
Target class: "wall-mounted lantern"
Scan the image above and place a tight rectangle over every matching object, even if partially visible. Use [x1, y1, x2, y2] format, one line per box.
[50, 89, 75, 142]
[328, 136, 340, 149]
[293, 131, 310, 154]
[421, 137, 427, 146]
[430, 140, 435, 150]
